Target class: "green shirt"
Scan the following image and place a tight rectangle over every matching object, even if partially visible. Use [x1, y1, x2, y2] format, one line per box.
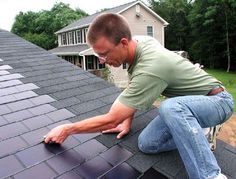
[118, 36, 222, 110]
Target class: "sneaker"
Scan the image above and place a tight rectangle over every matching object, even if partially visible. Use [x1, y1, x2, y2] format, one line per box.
[215, 173, 228, 179]
[205, 124, 223, 151]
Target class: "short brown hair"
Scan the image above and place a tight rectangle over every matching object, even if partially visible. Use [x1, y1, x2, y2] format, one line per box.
[87, 13, 132, 45]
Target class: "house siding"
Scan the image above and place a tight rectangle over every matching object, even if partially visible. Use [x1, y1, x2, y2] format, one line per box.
[109, 66, 129, 88]
[121, 5, 165, 45]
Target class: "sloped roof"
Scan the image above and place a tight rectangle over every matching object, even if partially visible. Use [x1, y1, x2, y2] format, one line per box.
[49, 44, 89, 56]
[56, 0, 168, 34]
[0, 29, 236, 179]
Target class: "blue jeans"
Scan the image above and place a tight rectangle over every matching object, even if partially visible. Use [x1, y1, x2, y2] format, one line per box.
[138, 91, 234, 179]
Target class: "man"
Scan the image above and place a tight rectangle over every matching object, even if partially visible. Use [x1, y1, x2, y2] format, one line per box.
[44, 13, 234, 179]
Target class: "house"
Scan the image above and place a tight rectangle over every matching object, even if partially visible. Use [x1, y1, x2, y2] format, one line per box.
[49, 0, 169, 88]
[1, 29, 236, 179]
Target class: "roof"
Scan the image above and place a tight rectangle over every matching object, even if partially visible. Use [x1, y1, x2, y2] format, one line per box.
[55, 0, 169, 34]
[0, 29, 236, 179]
[49, 44, 89, 56]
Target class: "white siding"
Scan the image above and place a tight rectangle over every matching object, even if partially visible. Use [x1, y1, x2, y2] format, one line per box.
[109, 65, 129, 88]
[121, 5, 165, 45]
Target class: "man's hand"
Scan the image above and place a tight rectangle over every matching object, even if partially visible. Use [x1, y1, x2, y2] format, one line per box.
[102, 117, 133, 139]
[44, 100, 136, 143]
[44, 124, 72, 144]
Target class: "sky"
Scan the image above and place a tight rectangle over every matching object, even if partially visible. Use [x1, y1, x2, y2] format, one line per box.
[0, 0, 149, 31]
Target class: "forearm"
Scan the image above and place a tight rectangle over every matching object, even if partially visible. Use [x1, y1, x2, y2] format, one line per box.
[67, 113, 121, 135]
[44, 100, 136, 143]
[68, 100, 136, 134]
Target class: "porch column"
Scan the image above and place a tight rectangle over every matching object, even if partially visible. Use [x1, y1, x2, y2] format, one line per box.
[82, 55, 86, 70]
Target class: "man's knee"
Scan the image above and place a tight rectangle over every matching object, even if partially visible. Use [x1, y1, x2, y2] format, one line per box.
[138, 132, 160, 154]
[138, 132, 148, 153]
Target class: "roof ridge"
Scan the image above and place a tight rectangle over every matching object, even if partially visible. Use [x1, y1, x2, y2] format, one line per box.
[55, 1, 140, 34]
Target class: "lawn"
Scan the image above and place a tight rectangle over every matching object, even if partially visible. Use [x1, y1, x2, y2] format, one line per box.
[205, 68, 236, 111]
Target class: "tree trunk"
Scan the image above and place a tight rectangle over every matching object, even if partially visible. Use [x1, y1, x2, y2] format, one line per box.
[225, 5, 231, 72]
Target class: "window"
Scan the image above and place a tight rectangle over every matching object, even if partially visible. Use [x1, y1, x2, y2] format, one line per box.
[83, 28, 88, 43]
[68, 32, 74, 44]
[76, 30, 82, 44]
[98, 63, 105, 69]
[123, 63, 128, 69]
[86, 56, 94, 70]
[61, 33, 67, 45]
[86, 56, 105, 70]
[65, 56, 76, 65]
[95, 56, 105, 69]
[147, 26, 154, 37]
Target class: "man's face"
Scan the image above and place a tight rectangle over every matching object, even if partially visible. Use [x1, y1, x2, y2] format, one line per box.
[92, 37, 127, 67]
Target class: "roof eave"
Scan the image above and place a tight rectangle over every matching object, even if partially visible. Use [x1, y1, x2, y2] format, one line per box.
[50, 51, 81, 56]
[55, 24, 90, 34]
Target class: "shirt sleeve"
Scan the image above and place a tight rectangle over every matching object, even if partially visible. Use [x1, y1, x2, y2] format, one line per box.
[117, 74, 168, 110]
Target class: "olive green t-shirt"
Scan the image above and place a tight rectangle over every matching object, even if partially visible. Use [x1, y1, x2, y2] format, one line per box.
[117, 36, 222, 110]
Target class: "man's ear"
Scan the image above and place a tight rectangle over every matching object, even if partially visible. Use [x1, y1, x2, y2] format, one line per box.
[120, 38, 129, 48]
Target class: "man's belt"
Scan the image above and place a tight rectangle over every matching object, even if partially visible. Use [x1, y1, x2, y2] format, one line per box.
[207, 86, 224, 96]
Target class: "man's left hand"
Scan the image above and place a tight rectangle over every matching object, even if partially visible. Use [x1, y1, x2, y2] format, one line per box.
[102, 117, 132, 139]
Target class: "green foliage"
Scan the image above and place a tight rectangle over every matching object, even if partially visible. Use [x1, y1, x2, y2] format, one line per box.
[102, 66, 114, 83]
[11, 2, 88, 50]
[23, 32, 54, 50]
[149, 0, 236, 72]
[149, 0, 192, 50]
[12, 11, 39, 35]
[190, 0, 236, 71]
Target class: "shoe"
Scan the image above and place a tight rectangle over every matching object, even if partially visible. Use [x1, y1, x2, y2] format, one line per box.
[205, 124, 223, 151]
[215, 173, 228, 179]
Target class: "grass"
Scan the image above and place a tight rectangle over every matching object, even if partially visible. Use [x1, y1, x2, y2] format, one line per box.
[205, 68, 236, 111]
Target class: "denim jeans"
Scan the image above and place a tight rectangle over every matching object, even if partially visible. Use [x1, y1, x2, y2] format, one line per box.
[138, 91, 234, 179]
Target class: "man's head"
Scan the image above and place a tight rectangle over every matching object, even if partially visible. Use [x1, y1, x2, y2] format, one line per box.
[87, 13, 131, 46]
[87, 13, 134, 67]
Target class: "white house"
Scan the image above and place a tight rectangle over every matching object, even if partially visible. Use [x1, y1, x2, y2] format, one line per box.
[49, 0, 168, 88]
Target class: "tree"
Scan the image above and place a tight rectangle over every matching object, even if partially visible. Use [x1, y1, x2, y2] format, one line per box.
[149, 0, 192, 51]
[149, 0, 236, 71]
[11, 2, 88, 50]
[188, 0, 236, 71]
[11, 11, 39, 35]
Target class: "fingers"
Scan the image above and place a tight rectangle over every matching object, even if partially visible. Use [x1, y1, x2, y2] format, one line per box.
[44, 131, 65, 144]
[102, 124, 129, 139]
[117, 130, 128, 139]
[43, 124, 71, 144]
[44, 135, 64, 144]
[43, 135, 51, 144]
[102, 128, 120, 134]
[102, 124, 122, 134]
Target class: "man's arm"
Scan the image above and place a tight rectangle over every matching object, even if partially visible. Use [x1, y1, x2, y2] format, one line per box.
[44, 100, 136, 144]
[102, 115, 134, 139]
